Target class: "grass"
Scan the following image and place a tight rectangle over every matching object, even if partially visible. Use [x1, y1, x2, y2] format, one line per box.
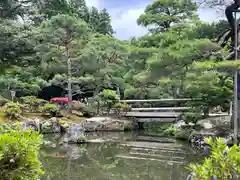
[60, 110, 86, 122]
[0, 108, 8, 123]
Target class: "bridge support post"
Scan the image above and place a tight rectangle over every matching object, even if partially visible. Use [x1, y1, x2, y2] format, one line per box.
[233, 11, 239, 144]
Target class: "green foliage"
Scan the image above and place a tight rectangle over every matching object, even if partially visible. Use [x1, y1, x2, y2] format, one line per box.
[163, 125, 192, 140]
[187, 137, 240, 179]
[137, 0, 197, 32]
[112, 102, 131, 116]
[184, 71, 233, 115]
[72, 102, 96, 117]
[163, 125, 179, 136]
[0, 127, 44, 180]
[0, 0, 236, 124]
[113, 102, 130, 110]
[31, 0, 113, 35]
[20, 96, 48, 112]
[40, 103, 60, 117]
[183, 107, 204, 124]
[95, 89, 120, 114]
[4, 102, 21, 120]
[0, 20, 41, 71]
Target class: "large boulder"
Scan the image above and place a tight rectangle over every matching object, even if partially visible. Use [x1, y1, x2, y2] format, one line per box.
[40, 117, 61, 134]
[62, 124, 86, 144]
[196, 119, 215, 130]
[20, 118, 41, 131]
[196, 116, 230, 130]
[81, 117, 133, 132]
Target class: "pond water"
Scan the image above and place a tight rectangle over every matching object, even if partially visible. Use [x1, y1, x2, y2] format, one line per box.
[40, 132, 203, 180]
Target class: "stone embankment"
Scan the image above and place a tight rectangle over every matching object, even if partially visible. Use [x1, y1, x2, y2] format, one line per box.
[1, 116, 138, 144]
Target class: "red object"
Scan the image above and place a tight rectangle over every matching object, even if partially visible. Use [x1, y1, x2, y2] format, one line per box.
[50, 97, 79, 104]
[50, 97, 69, 104]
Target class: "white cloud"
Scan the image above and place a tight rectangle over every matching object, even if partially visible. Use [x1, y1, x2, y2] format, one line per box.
[198, 7, 224, 23]
[85, 0, 101, 8]
[86, 1, 229, 40]
[110, 7, 148, 40]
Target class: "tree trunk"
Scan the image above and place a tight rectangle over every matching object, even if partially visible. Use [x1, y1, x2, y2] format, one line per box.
[66, 42, 72, 113]
[67, 57, 72, 113]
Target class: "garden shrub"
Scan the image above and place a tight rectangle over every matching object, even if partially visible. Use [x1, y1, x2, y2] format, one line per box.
[0, 127, 44, 180]
[4, 102, 21, 120]
[40, 103, 60, 117]
[112, 102, 131, 116]
[74, 103, 96, 117]
[95, 89, 120, 114]
[20, 96, 48, 112]
[187, 137, 240, 180]
[183, 107, 204, 124]
[163, 125, 179, 136]
[162, 125, 192, 140]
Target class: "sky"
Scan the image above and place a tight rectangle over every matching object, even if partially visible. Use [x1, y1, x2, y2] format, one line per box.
[85, 0, 226, 40]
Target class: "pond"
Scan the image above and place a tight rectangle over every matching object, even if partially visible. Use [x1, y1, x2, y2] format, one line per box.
[40, 132, 203, 180]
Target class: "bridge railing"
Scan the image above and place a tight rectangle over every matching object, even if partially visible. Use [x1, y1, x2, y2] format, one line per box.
[119, 98, 195, 103]
[119, 98, 232, 115]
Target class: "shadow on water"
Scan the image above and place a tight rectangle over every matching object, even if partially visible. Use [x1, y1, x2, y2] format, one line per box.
[40, 132, 203, 180]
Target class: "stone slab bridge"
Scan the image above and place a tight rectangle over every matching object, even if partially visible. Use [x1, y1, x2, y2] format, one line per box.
[118, 99, 231, 123]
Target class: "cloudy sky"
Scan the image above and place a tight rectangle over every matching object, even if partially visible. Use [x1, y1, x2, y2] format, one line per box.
[85, 0, 226, 40]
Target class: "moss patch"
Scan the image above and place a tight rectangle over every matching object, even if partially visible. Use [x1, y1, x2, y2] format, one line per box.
[60, 110, 86, 122]
[0, 108, 8, 123]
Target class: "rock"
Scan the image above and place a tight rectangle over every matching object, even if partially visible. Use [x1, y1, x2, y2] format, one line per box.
[72, 110, 83, 117]
[86, 138, 110, 143]
[188, 130, 214, 148]
[81, 117, 133, 132]
[188, 122, 195, 126]
[174, 120, 186, 128]
[202, 122, 214, 129]
[20, 118, 40, 131]
[58, 119, 71, 132]
[62, 124, 86, 144]
[40, 117, 61, 134]
[196, 119, 215, 130]
[131, 118, 139, 130]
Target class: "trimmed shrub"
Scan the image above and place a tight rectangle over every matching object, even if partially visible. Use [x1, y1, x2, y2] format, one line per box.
[20, 96, 48, 112]
[4, 102, 21, 120]
[40, 103, 60, 117]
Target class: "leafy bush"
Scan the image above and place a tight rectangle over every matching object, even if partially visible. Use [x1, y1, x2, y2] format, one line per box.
[163, 125, 179, 136]
[183, 107, 204, 124]
[112, 102, 131, 116]
[95, 89, 120, 114]
[0, 127, 44, 179]
[40, 103, 60, 117]
[20, 96, 48, 112]
[4, 102, 21, 120]
[73, 103, 96, 117]
[162, 125, 192, 140]
[187, 137, 240, 180]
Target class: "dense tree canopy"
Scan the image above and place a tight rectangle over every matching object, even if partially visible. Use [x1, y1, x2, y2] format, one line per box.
[0, 0, 237, 112]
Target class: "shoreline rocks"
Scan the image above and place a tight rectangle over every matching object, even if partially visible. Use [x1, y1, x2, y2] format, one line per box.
[1, 114, 237, 147]
[184, 115, 237, 148]
[0, 116, 138, 144]
[81, 116, 137, 132]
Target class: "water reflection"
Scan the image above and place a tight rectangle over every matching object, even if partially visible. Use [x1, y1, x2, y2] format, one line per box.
[40, 132, 201, 180]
